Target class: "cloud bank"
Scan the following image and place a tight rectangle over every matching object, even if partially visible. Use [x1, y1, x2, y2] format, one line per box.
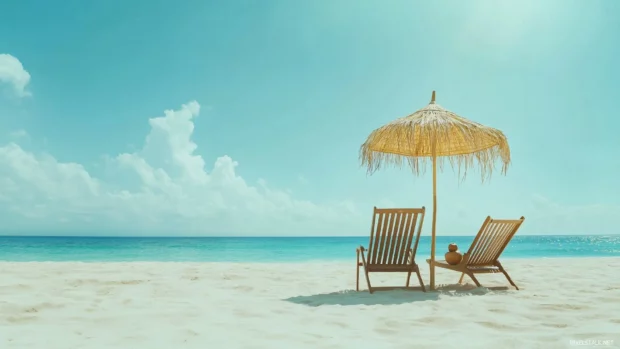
[0, 54, 31, 97]
[0, 102, 362, 236]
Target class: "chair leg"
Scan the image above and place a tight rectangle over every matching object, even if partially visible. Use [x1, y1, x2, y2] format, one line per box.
[405, 271, 412, 287]
[356, 250, 360, 291]
[458, 273, 465, 284]
[415, 268, 426, 292]
[468, 273, 482, 287]
[499, 266, 519, 290]
[359, 249, 373, 293]
[364, 270, 373, 294]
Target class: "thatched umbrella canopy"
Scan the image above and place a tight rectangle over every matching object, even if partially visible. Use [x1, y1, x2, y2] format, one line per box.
[360, 91, 511, 290]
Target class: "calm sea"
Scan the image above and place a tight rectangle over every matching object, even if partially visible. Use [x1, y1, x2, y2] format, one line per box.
[0, 235, 618, 262]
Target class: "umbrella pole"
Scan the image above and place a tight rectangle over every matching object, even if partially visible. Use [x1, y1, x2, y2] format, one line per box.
[430, 154, 437, 290]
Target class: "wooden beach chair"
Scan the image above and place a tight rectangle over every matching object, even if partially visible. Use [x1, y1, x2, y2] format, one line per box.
[356, 207, 426, 293]
[427, 216, 525, 290]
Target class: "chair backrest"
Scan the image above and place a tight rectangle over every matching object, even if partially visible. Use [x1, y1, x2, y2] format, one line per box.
[367, 207, 426, 265]
[465, 216, 525, 266]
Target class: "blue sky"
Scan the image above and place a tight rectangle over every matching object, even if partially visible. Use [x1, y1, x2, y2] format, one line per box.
[0, 0, 618, 236]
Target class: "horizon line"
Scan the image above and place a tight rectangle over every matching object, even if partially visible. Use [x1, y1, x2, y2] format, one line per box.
[0, 234, 618, 238]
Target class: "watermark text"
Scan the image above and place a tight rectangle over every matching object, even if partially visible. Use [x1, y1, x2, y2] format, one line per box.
[570, 339, 615, 347]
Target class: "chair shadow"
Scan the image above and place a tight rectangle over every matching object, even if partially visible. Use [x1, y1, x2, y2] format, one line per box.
[283, 284, 512, 307]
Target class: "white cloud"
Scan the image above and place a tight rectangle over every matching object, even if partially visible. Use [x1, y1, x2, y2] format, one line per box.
[0, 101, 363, 236]
[0, 54, 31, 98]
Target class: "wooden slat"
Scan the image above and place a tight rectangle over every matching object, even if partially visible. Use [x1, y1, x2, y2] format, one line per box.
[386, 212, 402, 264]
[490, 219, 523, 224]
[411, 209, 425, 258]
[367, 207, 377, 260]
[490, 222, 520, 262]
[464, 216, 491, 257]
[395, 212, 411, 265]
[370, 212, 384, 264]
[376, 212, 391, 264]
[483, 223, 514, 264]
[479, 222, 503, 263]
[470, 221, 500, 264]
[492, 220, 523, 261]
[391, 212, 407, 264]
[475, 222, 503, 264]
[381, 212, 397, 264]
[401, 213, 418, 265]
[491, 222, 515, 263]
[374, 208, 425, 214]
[484, 222, 505, 261]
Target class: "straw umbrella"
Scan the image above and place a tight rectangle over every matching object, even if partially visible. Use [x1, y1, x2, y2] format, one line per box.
[360, 91, 511, 290]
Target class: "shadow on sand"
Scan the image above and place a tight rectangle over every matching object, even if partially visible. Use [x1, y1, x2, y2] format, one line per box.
[284, 284, 512, 307]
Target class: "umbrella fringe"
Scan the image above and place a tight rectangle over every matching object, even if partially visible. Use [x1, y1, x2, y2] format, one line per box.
[360, 135, 510, 183]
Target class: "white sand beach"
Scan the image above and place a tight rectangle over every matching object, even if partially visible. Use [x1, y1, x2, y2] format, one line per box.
[0, 258, 619, 349]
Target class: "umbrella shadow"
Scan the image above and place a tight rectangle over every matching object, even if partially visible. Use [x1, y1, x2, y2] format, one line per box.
[284, 284, 512, 307]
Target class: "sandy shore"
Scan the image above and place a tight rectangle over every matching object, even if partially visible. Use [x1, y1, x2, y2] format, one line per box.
[0, 258, 619, 349]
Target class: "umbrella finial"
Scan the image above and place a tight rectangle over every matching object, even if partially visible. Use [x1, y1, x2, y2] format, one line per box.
[430, 91, 436, 104]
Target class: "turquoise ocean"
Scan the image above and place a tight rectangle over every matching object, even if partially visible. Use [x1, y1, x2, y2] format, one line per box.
[0, 235, 618, 262]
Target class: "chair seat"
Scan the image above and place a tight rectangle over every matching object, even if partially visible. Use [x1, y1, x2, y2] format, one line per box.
[427, 259, 500, 272]
[365, 264, 417, 272]
[467, 265, 500, 272]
